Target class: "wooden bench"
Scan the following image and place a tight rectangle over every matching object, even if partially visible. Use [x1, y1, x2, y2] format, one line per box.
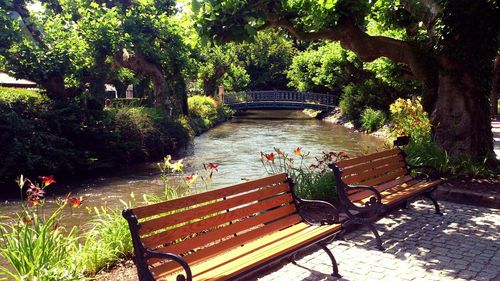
[329, 148, 444, 250]
[123, 173, 343, 281]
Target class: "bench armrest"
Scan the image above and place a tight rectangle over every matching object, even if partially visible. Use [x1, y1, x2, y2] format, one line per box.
[345, 185, 382, 202]
[145, 249, 192, 281]
[407, 164, 441, 180]
[344, 184, 384, 212]
[296, 198, 340, 225]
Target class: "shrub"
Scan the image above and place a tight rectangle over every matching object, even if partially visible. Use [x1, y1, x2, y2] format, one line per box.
[389, 97, 431, 143]
[188, 95, 219, 121]
[0, 90, 193, 191]
[361, 108, 386, 133]
[339, 79, 398, 125]
[187, 95, 232, 135]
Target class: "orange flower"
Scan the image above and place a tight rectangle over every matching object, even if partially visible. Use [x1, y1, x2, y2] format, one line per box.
[66, 193, 83, 208]
[293, 147, 303, 156]
[39, 176, 56, 187]
[27, 198, 40, 206]
[265, 152, 275, 162]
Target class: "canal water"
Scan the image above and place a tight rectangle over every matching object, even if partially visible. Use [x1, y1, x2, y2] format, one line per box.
[0, 110, 387, 223]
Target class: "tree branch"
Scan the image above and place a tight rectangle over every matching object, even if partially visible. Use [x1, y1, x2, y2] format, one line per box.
[263, 17, 432, 82]
[11, 0, 46, 48]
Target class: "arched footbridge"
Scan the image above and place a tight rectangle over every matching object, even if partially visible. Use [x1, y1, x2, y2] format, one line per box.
[223, 91, 337, 111]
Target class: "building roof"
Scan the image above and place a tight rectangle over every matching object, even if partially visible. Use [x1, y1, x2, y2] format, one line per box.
[0, 72, 37, 87]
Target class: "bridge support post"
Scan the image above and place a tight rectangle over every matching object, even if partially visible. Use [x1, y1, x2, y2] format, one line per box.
[218, 85, 225, 104]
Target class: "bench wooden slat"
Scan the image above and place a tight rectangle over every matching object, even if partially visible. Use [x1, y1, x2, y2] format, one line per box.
[133, 173, 289, 219]
[142, 190, 295, 249]
[348, 177, 419, 203]
[358, 179, 443, 205]
[342, 161, 407, 185]
[192, 224, 342, 281]
[150, 214, 303, 277]
[151, 194, 295, 260]
[341, 154, 405, 177]
[357, 168, 407, 187]
[146, 203, 296, 256]
[139, 182, 291, 236]
[335, 148, 401, 169]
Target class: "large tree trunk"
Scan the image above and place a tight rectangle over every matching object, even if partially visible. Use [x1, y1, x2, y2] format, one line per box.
[40, 74, 67, 99]
[203, 64, 228, 97]
[491, 55, 500, 116]
[431, 59, 494, 159]
[113, 49, 168, 107]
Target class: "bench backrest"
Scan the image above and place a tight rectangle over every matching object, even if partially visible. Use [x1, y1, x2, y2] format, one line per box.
[123, 173, 300, 276]
[331, 148, 409, 201]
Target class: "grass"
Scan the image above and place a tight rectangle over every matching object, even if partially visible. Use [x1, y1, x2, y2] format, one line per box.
[75, 207, 133, 276]
[0, 206, 83, 281]
[361, 108, 386, 133]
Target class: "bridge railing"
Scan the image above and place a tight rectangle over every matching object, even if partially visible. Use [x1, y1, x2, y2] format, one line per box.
[223, 90, 337, 105]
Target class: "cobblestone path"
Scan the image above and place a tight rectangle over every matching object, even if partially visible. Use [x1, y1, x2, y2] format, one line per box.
[253, 201, 500, 281]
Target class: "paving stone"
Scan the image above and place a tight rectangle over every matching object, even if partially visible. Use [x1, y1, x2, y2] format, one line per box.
[251, 201, 500, 281]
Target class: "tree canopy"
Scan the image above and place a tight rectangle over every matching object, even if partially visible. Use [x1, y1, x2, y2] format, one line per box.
[194, 0, 500, 161]
[0, 0, 189, 112]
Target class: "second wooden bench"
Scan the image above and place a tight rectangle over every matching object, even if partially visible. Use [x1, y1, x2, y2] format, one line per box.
[329, 147, 444, 250]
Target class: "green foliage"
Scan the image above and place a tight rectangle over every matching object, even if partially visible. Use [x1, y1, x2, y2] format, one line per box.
[389, 98, 498, 177]
[0, 0, 188, 107]
[111, 98, 150, 108]
[389, 98, 431, 143]
[260, 148, 349, 203]
[0, 91, 193, 189]
[0, 207, 83, 281]
[76, 207, 133, 275]
[187, 95, 232, 135]
[0, 177, 83, 280]
[188, 95, 219, 120]
[361, 108, 386, 133]
[287, 42, 356, 94]
[231, 31, 297, 90]
[0, 87, 47, 107]
[339, 79, 398, 125]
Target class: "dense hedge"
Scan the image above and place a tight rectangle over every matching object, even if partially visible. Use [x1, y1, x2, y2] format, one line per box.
[0, 89, 229, 193]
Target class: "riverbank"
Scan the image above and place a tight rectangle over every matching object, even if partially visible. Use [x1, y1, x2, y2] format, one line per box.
[0, 89, 231, 197]
[305, 107, 391, 140]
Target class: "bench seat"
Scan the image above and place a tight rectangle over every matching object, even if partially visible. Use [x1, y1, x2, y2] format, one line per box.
[156, 222, 341, 280]
[123, 173, 343, 281]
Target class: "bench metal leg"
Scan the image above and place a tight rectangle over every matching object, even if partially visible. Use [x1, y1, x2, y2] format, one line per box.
[402, 200, 410, 209]
[318, 242, 341, 278]
[366, 223, 384, 251]
[424, 191, 443, 215]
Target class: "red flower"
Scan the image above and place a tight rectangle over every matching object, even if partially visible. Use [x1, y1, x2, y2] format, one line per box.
[265, 152, 275, 162]
[204, 163, 219, 172]
[39, 176, 56, 187]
